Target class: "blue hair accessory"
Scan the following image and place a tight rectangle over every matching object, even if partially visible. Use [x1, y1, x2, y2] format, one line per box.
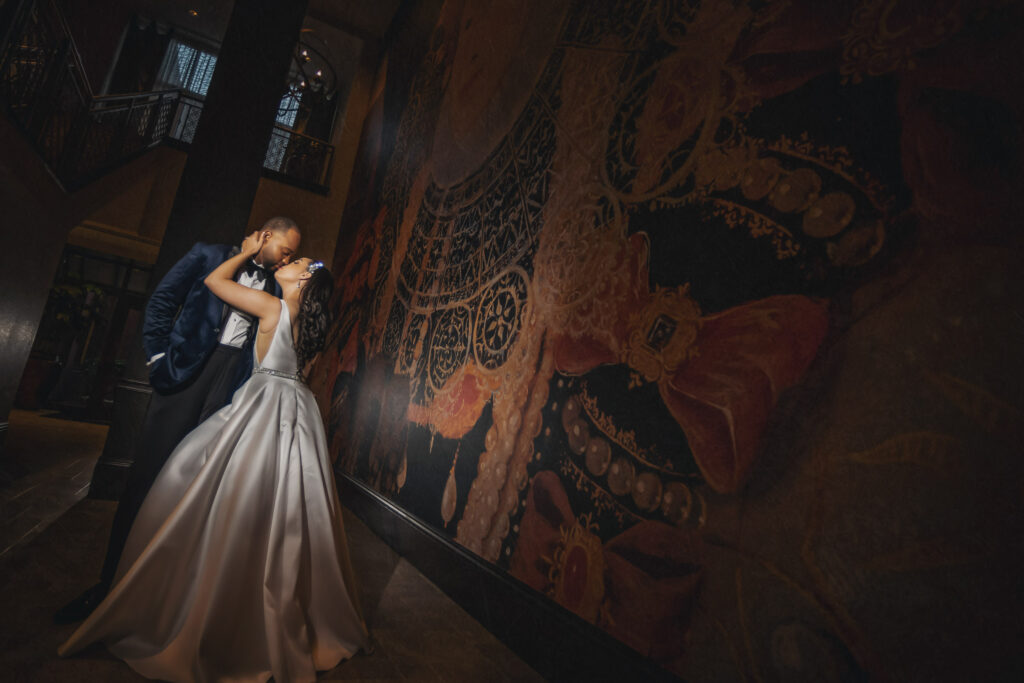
[307, 260, 325, 273]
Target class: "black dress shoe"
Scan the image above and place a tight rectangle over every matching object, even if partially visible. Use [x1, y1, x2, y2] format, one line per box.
[53, 582, 107, 625]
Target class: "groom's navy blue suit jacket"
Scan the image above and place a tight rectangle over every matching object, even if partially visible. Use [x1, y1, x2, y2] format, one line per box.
[142, 242, 281, 394]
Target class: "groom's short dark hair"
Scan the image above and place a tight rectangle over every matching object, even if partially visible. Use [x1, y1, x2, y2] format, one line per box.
[263, 216, 300, 235]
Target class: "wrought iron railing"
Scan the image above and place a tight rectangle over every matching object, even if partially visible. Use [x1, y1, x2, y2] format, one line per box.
[0, 0, 180, 188]
[0, 0, 334, 192]
[60, 90, 179, 183]
[168, 94, 335, 192]
[263, 124, 334, 190]
[168, 93, 204, 144]
[1, 0, 91, 165]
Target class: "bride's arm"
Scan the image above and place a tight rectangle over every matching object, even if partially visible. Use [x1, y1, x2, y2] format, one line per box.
[204, 231, 280, 324]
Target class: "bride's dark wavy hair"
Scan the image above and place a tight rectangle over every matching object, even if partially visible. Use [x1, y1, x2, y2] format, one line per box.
[295, 264, 334, 373]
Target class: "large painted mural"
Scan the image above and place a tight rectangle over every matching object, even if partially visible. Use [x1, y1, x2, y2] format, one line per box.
[309, 0, 1024, 680]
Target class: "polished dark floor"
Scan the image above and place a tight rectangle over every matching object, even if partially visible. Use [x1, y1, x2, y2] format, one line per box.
[0, 409, 546, 682]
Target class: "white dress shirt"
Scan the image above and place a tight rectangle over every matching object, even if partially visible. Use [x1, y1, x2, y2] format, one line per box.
[147, 260, 267, 366]
[218, 265, 266, 347]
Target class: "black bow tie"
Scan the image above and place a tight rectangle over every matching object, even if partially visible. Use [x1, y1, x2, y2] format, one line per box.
[241, 260, 267, 279]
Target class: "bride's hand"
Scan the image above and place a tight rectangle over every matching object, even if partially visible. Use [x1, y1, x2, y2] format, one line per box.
[241, 230, 269, 258]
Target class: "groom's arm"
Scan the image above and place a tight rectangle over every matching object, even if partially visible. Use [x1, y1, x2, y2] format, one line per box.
[142, 244, 209, 362]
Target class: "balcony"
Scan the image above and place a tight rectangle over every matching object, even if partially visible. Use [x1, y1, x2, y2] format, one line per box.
[168, 95, 334, 193]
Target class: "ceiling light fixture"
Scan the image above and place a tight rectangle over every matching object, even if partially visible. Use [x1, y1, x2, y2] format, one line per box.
[284, 31, 337, 109]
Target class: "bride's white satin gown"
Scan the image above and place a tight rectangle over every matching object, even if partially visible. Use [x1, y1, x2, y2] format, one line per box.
[59, 300, 368, 682]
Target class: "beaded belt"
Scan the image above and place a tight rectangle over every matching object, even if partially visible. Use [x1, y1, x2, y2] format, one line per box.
[253, 367, 302, 382]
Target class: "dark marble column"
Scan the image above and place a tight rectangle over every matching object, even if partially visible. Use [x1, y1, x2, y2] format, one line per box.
[91, 0, 311, 498]
[0, 117, 70, 463]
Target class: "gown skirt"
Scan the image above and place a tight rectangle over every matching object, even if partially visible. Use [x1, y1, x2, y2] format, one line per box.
[59, 300, 368, 683]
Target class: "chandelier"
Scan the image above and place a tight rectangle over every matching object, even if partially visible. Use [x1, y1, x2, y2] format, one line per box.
[284, 30, 337, 109]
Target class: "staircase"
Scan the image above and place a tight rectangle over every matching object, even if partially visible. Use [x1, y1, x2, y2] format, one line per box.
[0, 0, 178, 190]
[0, 0, 334, 192]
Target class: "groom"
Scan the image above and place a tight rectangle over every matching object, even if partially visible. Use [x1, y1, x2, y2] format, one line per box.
[55, 216, 302, 623]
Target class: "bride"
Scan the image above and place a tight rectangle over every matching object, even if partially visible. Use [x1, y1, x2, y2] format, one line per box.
[59, 231, 369, 682]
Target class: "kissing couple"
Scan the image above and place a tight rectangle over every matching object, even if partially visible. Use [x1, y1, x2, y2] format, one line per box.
[57, 217, 369, 682]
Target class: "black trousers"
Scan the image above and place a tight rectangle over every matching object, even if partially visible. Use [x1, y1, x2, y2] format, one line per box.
[98, 345, 246, 588]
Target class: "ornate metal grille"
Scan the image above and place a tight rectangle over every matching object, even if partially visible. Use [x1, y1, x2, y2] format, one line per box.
[166, 95, 335, 193]
[262, 124, 334, 190]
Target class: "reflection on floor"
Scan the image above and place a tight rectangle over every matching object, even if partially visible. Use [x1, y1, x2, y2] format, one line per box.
[0, 410, 546, 682]
[0, 409, 107, 560]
